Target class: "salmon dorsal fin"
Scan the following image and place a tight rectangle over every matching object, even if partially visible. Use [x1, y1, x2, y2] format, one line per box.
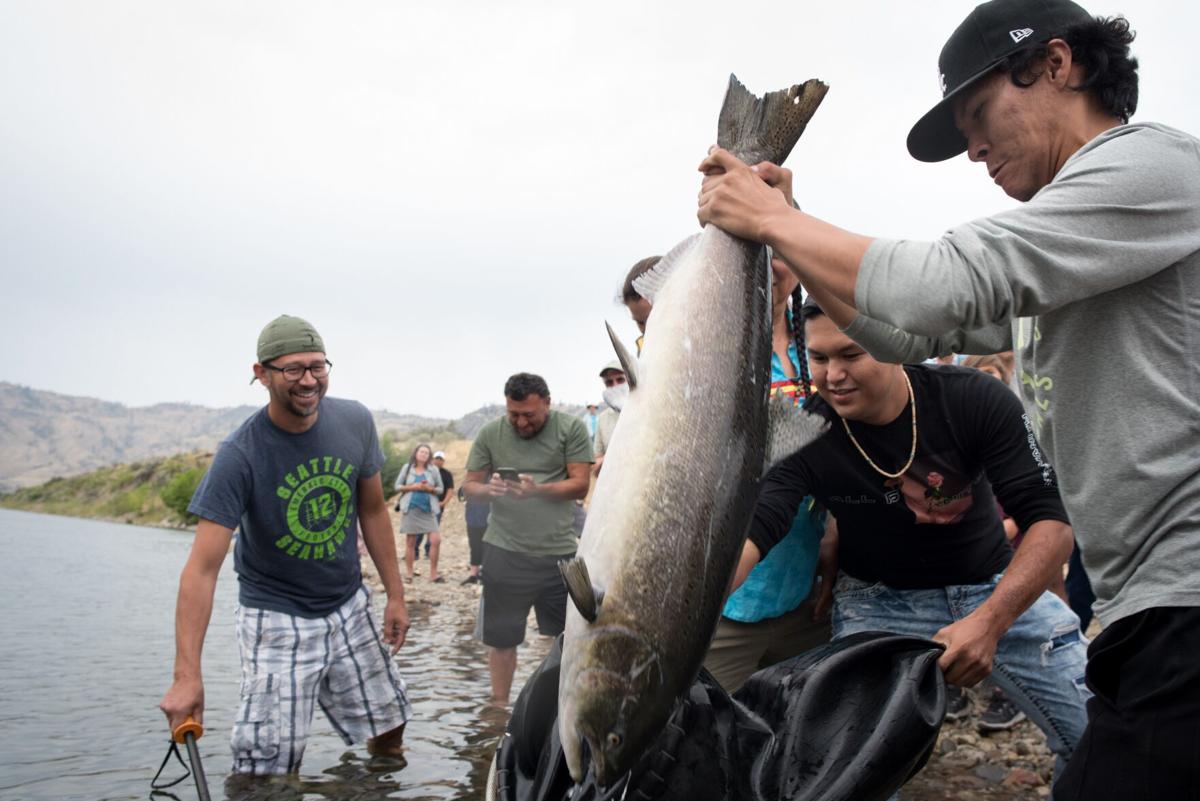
[630, 232, 701, 305]
[605, 322, 640, 389]
[718, 74, 828, 166]
[764, 392, 831, 472]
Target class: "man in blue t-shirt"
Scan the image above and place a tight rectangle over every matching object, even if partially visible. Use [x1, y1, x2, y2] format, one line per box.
[159, 315, 412, 775]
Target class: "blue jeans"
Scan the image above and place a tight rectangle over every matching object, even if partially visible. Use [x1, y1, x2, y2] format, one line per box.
[832, 572, 1090, 786]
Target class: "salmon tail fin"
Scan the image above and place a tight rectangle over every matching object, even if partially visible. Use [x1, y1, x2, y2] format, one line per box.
[764, 393, 831, 472]
[717, 74, 829, 166]
[604, 322, 640, 389]
[559, 557, 602, 622]
[631, 232, 701, 305]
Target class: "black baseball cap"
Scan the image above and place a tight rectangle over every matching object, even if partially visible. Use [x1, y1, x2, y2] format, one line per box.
[907, 0, 1093, 162]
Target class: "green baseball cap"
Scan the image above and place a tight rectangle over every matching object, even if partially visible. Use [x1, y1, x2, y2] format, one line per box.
[257, 314, 326, 363]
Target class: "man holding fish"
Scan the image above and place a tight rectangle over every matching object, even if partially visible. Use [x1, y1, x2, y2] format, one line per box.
[698, 1, 1200, 797]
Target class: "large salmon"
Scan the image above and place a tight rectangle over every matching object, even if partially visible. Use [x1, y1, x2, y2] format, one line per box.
[557, 75, 829, 786]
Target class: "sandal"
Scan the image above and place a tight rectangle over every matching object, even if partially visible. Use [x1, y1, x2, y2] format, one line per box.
[431, 576, 446, 583]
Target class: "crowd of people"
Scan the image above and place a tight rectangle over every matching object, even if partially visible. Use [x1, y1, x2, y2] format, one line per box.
[159, 1, 1197, 798]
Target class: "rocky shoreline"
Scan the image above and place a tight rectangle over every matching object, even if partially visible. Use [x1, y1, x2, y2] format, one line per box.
[904, 697, 1055, 800]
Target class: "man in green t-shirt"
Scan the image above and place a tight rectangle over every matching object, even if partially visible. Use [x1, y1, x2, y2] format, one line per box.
[463, 372, 593, 703]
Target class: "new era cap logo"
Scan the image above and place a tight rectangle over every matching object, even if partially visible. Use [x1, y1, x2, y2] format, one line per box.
[1009, 27, 1034, 43]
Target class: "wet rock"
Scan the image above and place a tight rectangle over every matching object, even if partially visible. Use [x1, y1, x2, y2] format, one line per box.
[939, 738, 958, 755]
[974, 763, 1009, 783]
[1003, 767, 1044, 788]
[945, 748, 985, 769]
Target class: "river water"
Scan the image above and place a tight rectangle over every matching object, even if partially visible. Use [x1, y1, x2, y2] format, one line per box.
[0, 509, 549, 801]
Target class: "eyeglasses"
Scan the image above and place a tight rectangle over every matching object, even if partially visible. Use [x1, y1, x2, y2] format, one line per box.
[263, 360, 333, 382]
[602, 374, 626, 388]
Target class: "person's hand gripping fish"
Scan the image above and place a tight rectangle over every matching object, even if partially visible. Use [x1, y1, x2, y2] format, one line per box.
[697, 146, 795, 240]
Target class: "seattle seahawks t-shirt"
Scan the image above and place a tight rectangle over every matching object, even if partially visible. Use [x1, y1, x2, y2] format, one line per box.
[189, 397, 384, 617]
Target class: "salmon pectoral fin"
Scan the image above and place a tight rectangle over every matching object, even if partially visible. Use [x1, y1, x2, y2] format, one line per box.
[764, 393, 832, 472]
[559, 557, 602, 622]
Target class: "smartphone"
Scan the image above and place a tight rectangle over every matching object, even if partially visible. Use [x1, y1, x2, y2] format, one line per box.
[496, 468, 521, 483]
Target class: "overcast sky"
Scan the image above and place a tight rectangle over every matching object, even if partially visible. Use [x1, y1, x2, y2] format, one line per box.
[3, 1, 1196, 418]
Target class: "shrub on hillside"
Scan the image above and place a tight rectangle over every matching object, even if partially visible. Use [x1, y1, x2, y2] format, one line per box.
[161, 468, 204, 524]
[381, 454, 408, 501]
[109, 486, 150, 517]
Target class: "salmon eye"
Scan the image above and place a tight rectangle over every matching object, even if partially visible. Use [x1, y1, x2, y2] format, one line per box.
[606, 733, 623, 749]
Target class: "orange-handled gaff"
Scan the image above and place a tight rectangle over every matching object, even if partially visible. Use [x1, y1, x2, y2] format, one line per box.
[172, 716, 203, 744]
[171, 716, 211, 801]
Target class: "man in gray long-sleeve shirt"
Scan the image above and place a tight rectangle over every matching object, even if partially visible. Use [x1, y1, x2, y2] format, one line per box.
[696, 1, 1199, 798]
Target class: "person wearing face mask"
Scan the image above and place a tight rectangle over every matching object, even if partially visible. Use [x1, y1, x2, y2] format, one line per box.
[590, 362, 628, 477]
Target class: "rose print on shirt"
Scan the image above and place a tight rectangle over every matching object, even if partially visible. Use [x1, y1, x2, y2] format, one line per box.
[898, 460, 973, 524]
[925, 471, 945, 501]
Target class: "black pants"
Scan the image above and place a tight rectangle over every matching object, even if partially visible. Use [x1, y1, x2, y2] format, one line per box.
[1064, 541, 1095, 630]
[1054, 606, 1200, 800]
[467, 525, 487, 567]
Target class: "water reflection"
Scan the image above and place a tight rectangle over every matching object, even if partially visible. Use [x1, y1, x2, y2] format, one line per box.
[194, 674, 514, 801]
[220, 753, 408, 801]
[391, 602, 548, 801]
[0, 510, 551, 801]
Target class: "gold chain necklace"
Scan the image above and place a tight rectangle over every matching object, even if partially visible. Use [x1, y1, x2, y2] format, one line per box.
[840, 369, 917, 479]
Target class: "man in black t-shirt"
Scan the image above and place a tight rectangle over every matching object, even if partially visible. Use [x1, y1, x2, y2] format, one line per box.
[736, 300, 1088, 788]
[434, 450, 455, 519]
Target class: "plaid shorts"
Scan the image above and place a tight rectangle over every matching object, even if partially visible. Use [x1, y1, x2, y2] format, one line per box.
[230, 585, 413, 775]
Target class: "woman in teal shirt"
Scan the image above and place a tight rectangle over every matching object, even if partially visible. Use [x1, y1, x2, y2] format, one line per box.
[395, 443, 444, 583]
